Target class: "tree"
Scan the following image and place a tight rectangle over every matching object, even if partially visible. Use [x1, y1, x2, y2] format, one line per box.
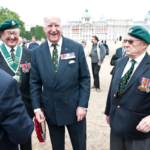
[0, 6, 25, 37]
[30, 26, 46, 40]
[25, 31, 32, 40]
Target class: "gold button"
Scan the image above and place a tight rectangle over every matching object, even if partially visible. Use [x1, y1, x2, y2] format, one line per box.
[114, 94, 116, 97]
[118, 105, 120, 108]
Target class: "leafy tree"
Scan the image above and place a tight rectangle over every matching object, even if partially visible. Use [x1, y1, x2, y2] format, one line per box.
[0, 6, 25, 37]
[30, 26, 46, 40]
[25, 31, 32, 40]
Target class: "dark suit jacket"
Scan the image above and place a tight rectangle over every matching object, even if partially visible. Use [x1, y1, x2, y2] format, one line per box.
[105, 53, 150, 140]
[0, 47, 34, 118]
[30, 36, 90, 126]
[115, 47, 123, 58]
[0, 69, 34, 150]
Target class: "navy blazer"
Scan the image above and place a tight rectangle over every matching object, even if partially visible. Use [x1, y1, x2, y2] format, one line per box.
[115, 47, 123, 58]
[105, 53, 150, 140]
[30, 36, 90, 126]
[0, 69, 34, 150]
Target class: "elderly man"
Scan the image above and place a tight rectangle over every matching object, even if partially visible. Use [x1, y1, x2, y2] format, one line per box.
[0, 19, 34, 150]
[0, 69, 34, 150]
[105, 26, 150, 150]
[115, 40, 126, 58]
[28, 36, 39, 49]
[30, 16, 90, 150]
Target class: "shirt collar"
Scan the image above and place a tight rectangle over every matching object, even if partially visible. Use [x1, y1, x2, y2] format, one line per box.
[47, 37, 62, 48]
[129, 52, 146, 64]
[4, 43, 17, 52]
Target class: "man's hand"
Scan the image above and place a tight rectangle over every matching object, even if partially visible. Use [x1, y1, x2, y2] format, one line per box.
[98, 62, 101, 66]
[106, 115, 110, 124]
[76, 107, 86, 122]
[136, 115, 150, 133]
[35, 110, 45, 123]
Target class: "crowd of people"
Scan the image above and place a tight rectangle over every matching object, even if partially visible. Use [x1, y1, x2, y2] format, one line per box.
[0, 16, 150, 150]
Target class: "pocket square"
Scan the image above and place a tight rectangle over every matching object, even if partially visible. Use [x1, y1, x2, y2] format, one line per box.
[69, 60, 75, 64]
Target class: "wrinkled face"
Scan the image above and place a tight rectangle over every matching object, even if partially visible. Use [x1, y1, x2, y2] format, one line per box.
[1, 28, 20, 48]
[124, 35, 147, 58]
[32, 37, 36, 43]
[43, 17, 62, 44]
[81, 42, 86, 49]
[91, 37, 97, 44]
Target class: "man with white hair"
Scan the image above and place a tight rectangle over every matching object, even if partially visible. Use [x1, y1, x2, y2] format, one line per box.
[30, 16, 90, 150]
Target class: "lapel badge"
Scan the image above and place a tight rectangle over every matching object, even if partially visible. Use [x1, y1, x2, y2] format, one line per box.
[65, 48, 67, 50]
[128, 29, 133, 33]
[12, 21, 16, 26]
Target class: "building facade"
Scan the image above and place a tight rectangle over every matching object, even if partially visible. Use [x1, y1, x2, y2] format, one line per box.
[62, 10, 150, 41]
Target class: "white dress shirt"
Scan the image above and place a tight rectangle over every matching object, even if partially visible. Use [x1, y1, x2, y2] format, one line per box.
[121, 52, 146, 82]
[47, 37, 62, 65]
[4, 43, 17, 55]
[84, 48, 88, 57]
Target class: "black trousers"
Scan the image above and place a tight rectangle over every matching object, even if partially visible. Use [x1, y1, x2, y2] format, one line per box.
[48, 118, 86, 150]
[92, 63, 100, 89]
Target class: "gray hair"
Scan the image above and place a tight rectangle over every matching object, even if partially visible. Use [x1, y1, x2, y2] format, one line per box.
[81, 40, 86, 45]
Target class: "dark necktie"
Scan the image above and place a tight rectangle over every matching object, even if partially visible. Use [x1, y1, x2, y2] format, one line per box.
[52, 44, 58, 73]
[10, 48, 15, 61]
[117, 59, 136, 99]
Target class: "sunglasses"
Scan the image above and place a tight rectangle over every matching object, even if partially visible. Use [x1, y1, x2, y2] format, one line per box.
[124, 39, 141, 44]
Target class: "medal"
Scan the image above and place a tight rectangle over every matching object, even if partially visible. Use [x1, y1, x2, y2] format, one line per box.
[13, 75, 20, 82]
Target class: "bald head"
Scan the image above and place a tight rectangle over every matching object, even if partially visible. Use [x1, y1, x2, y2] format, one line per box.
[43, 16, 62, 44]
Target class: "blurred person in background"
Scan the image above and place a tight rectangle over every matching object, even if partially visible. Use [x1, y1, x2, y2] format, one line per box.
[89, 36, 105, 92]
[41, 38, 45, 44]
[28, 36, 39, 49]
[81, 40, 88, 57]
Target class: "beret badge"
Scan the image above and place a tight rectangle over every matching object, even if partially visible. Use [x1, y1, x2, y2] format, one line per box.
[129, 29, 133, 33]
[12, 21, 16, 26]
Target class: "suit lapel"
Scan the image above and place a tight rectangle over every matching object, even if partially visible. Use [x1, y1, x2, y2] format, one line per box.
[122, 53, 150, 94]
[40, 40, 56, 80]
[0, 52, 14, 75]
[20, 50, 28, 88]
[53, 37, 72, 88]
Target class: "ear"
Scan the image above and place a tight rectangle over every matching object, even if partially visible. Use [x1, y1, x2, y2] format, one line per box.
[142, 41, 148, 50]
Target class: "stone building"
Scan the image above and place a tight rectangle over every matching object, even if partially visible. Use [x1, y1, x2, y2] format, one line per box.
[62, 10, 150, 41]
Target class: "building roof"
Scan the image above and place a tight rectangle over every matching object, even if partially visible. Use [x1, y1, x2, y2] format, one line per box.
[145, 11, 150, 18]
[82, 9, 91, 18]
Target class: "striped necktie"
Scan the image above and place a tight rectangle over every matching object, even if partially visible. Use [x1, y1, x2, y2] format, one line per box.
[10, 48, 15, 61]
[117, 59, 136, 99]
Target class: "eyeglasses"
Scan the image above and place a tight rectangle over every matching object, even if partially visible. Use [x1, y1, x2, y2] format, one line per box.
[3, 31, 20, 37]
[124, 39, 141, 44]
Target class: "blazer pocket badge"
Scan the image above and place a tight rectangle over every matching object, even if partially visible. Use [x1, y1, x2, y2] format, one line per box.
[61, 52, 75, 60]
[138, 77, 150, 93]
[69, 60, 75, 64]
[21, 62, 31, 73]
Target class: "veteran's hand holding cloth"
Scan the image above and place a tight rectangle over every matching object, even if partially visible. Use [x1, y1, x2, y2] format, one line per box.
[0, 19, 34, 150]
[105, 26, 150, 150]
[30, 16, 90, 150]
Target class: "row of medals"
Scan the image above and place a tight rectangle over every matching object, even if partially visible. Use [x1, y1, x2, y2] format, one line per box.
[138, 84, 150, 93]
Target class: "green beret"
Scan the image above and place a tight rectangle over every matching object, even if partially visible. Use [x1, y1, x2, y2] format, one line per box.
[128, 26, 150, 44]
[0, 19, 19, 31]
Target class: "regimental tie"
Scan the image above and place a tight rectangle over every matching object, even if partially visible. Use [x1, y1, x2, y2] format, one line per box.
[52, 44, 58, 73]
[117, 59, 136, 99]
[10, 48, 15, 61]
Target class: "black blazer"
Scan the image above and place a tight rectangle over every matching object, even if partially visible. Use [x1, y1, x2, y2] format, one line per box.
[0, 47, 34, 118]
[105, 53, 150, 140]
[0, 69, 34, 150]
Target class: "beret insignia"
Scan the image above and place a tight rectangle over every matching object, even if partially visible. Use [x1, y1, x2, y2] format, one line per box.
[12, 21, 16, 26]
[129, 29, 133, 33]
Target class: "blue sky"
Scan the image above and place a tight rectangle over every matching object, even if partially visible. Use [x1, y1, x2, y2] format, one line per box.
[1, 0, 150, 26]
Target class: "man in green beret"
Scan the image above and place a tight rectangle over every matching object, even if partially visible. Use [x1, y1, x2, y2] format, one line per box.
[0, 19, 34, 150]
[105, 26, 150, 150]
